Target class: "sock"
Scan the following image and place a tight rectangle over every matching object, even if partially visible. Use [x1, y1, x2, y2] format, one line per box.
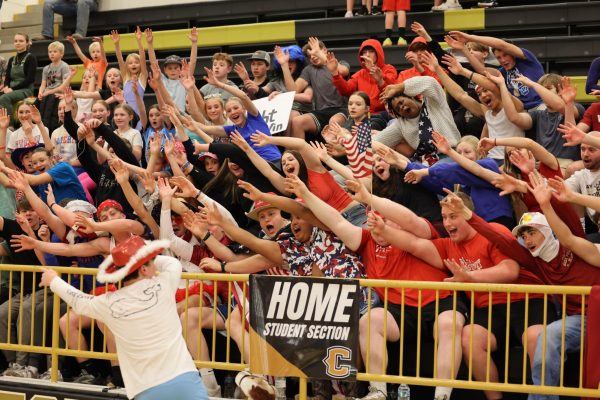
[200, 368, 219, 389]
[385, 29, 392, 39]
[370, 381, 386, 393]
[397, 27, 406, 40]
[79, 360, 99, 376]
[434, 386, 453, 400]
[111, 366, 124, 387]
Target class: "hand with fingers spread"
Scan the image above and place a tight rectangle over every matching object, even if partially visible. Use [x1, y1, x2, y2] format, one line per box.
[447, 31, 472, 43]
[309, 141, 330, 162]
[373, 141, 408, 167]
[559, 76, 576, 104]
[110, 30, 120, 44]
[140, 171, 156, 195]
[203, 67, 221, 88]
[134, 26, 143, 41]
[366, 211, 385, 236]
[485, 70, 505, 87]
[283, 174, 309, 198]
[0, 108, 10, 130]
[326, 52, 339, 75]
[233, 62, 250, 81]
[508, 149, 535, 176]
[7, 170, 30, 192]
[404, 168, 428, 184]
[526, 170, 552, 207]
[273, 46, 289, 66]
[157, 177, 177, 201]
[441, 54, 464, 76]
[346, 179, 371, 204]
[249, 131, 272, 147]
[557, 122, 586, 146]
[325, 142, 346, 158]
[491, 173, 527, 196]
[188, 27, 198, 43]
[547, 177, 575, 203]
[410, 21, 431, 41]
[230, 131, 251, 152]
[444, 34, 466, 50]
[477, 137, 496, 156]
[109, 158, 130, 184]
[441, 188, 473, 220]
[149, 133, 163, 157]
[380, 84, 402, 102]
[144, 28, 154, 44]
[237, 179, 264, 203]
[204, 203, 224, 227]
[328, 121, 351, 142]
[182, 211, 206, 238]
[10, 234, 38, 252]
[419, 51, 439, 72]
[74, 214, 99, 235]
[431, 131, 450, 154]
[170, 175, 199, 198]
[443, 259, 473, 282]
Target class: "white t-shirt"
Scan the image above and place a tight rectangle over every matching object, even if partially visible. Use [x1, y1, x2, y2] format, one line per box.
[115, 127, 143, 149]
[565, 168, 600, 222]
[50, 255, 197, 399]
[485, 108, 525, 160]
[51, 125, 78, 163]
[6, 125, 44, 153]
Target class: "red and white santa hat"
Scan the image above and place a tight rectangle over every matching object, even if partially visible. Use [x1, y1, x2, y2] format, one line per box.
[97, 235, 170, 283]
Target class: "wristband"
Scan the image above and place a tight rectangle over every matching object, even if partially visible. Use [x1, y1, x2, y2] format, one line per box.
[195, 189, 202, 199]
[469, 71, 475, 81]
[494, 138, 497, 146]
[201, 231, 211, 242]
[49, 203, 57, 210]
[220, 261, 227, 273]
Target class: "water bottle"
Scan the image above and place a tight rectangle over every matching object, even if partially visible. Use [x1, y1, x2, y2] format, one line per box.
[397, 383, 410, 400]
[223, 374, 236, 398]
[274, 376, 286, 400]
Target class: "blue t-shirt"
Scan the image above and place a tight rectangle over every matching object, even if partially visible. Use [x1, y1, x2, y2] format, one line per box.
[35, 162, 87, 204]
[499, 48, 545, 110]
[223, 112, 281, 162]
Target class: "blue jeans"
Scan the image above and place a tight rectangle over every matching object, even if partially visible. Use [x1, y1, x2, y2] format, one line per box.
[528, 315, 586, 400]
[341, 203, 367, 228]
[42, 0, 97, 38]
[135, 371, 208, 400]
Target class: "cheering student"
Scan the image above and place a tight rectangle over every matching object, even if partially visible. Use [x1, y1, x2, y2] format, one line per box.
[39, 236, 209, 400]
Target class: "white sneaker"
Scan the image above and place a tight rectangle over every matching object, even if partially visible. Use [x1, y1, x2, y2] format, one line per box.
[432, 1, 462, 10]
[4, 365, 38, 378]
[3, 363, 24, 376]
[207, 384, 221, 398]
[39, 368, 63, 381]
[235, 371, 275, 400]
[359, 386, 387, 400]
[344, 11, 354, 18]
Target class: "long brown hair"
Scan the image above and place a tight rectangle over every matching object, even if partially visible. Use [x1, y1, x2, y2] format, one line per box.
[203, 159, 242, 204]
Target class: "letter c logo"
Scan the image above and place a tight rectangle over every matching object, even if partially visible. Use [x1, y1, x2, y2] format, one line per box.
[323, 346, 352, 379]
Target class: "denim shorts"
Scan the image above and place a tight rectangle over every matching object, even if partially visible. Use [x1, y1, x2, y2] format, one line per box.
[135, 371, 207, 400]
[341, 203, 368, 228]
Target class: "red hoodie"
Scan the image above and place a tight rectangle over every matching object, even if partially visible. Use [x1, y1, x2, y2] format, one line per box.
[396, 36, 443, 86]
[332, 39, 397, 113]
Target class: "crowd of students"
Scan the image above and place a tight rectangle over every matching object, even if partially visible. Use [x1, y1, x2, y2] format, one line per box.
[0, 15, 599, 400]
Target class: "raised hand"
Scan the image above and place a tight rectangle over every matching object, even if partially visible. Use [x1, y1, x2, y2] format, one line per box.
[283, 174, 308, 197]
[204, 202, 224, 227]
[273, 46, 289, 65]
[447, 30, 471, 43]
[366, 211, 385, 235]
[30, 105, 42, 125]
[66, 35, 77, 44]
[144, 28, 154, 44]
[404, 168, 428, 184]
[0, 108, 10, 130]
[249, 131, 272, 147]
[149, 133, 162, 156]
[237, 179, 264, 202]
[346, 179, 370, 204]
[508, 149, 535, 176]
[420, 51, 439, 71]
[443, 259, 473, 282]
[135, 26, 142, 41]
[108, 158, 130, 184]
[170, 175, 199, 198]
[140, 170, 156, 195]
[188, 26, 198, 43]
[557, 122, 586, 146]
[203, 66, 220, 87]
[380, 84, 402, 102]
[233, 62, 250, 81]
[485, 70, 505, 87]
[10, 234, 37, 252]
[477, 137, 496, 156]
[64, 85, 74, 105]
[559, 76, 576, 104]
[73, 214, 98, 235]
[441, 188, 472, 220]
[7, 170, 30, 192]
[525, 170, 552, 207]
[431, 131, 450, 154]
[410, 21, 430, 40]
[230, 130, 251, 152]
[326, 51, 339, 74]
[547, 177, 575, 203]
[109, 30, 120, 44]
[309, 141, 329, 162]
[441, 53, 464, 76]
[491, 173, 526, 196]
[443, 34, 465, 50]
[157, 177, 177, 200]
[513, 74, 534, 87]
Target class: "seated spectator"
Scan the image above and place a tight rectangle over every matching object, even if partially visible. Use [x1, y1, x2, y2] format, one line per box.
[234, 50, 271, 99]
[33, 0, 98, 41]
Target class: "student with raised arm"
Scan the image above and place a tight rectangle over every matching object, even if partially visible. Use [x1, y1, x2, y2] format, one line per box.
[448, 30, 545, 110]
[424, 51, 525, 164]
[66, 35, 107, 90]
[285, 174, 464, 400]
[244, 131, 367, 226]
[461, 171, 600, 400]
[193, 68, 281, 162]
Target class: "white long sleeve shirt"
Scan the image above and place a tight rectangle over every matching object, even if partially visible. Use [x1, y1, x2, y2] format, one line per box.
[50, 255, 197, 399]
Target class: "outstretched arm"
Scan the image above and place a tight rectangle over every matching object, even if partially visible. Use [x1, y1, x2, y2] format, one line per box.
[449, 31, 525, 59]
[250, 131, 323, 171]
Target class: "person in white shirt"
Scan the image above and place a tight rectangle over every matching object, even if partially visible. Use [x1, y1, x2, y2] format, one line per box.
[39, 236, 208, 400]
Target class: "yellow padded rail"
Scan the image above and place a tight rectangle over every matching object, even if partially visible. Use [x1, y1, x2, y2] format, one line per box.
[101, 21, 295, 54]
[444, 8, 485, 32]
[571, 76, 598, 103]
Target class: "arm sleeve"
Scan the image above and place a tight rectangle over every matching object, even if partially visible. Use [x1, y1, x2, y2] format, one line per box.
[404, 76, 446, 109]
[94, 124, 138, 165]
[405, 162, 448, 194]
[427, 40, 449, 64]
[468, 213, 535, 267]
[11, 54, 37, 90]
[64, 110, 80, 141]
[585, 57, 600, 93]
[372, 119, 404, 147]
[50, 278, 103, 320]
[188, 167, 213, 190]
[76, 140, 101, 182]
[197, 192, 239, 227]
[428, 159, 498, 189]
[182, 138, 203, 169]
[3, 59, 12, 87]
[160, 208, 194, 262]
[332, 72, 359, 97]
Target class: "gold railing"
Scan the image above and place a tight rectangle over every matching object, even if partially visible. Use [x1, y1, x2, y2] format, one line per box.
[0, 264, 597, 399]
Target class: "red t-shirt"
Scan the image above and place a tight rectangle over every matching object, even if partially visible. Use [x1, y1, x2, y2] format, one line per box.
[308, 169, 353, 212]
[522, 160, 563, 212]
[432, 223, 544, 308]
[581, 102, 600, 132]
[357, 220, 452, 307]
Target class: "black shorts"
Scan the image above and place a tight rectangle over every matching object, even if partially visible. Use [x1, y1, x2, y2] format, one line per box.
[471, 298, 558, 346]
[384, 295, 468, 343]
[309, 107, 347, 132]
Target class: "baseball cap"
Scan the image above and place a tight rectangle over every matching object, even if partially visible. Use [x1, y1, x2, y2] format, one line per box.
[164, 55, 183, 66]
[247, 50, 270, 65]
[511, 212, 550, 237]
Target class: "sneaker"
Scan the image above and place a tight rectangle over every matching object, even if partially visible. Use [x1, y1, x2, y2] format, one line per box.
[382, 38, 393, 47]
[72, 369, 104, 385]
[235, 371, 275, 400]
[355, 5, 369, 16]
[344, 10, 354, 18]
[206, 384, 221, 398]
[359, 386, 387, 400]
[71, 33, 85, 39]
[3, 363, 23, 376]
[478, 0, 498, 7]
[31, 34, 52, 41]
[39, 368, 63, 382]
[105, 376, 124, 390]
[371, 5, 383, 15]
[397, 37, 407, 46]
[432, 1, 462, 11]
[4, 365, 38, 378]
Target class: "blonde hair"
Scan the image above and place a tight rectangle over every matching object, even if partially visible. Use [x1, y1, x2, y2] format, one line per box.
[212, 52, 233, 67]
[457, 135, 482, 160]
[48, 41, 65, 54]
[538, 73, 562, 92]
[466, 42, 489, 54]
[89, 41, 101, 54]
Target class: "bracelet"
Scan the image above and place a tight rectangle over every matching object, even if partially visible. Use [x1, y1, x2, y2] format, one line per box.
[494, 138, 497, 146]
[181, 161, 191, 171]
[469, 71, 475, 81]
[220, 261, 227, 273]
[195, 189, 202, 199]
[49, 203, 57, 209]
[201, 231, 211, 242]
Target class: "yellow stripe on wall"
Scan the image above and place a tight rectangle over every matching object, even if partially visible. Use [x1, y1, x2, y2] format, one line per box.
[101, 21, 295, 54]
[444, 8, 485, 31]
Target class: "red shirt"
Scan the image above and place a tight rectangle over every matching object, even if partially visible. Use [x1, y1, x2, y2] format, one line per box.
[522, 159, 563, 212]
[308, 169, 353, 212]
[581, 102, 600, 132]
[432, 223, 544, 308]
[357, 228, 451, 307]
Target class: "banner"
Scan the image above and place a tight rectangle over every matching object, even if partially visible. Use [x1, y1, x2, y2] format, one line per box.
[249, 275, 359, 380]
[252, 91, 295, 134]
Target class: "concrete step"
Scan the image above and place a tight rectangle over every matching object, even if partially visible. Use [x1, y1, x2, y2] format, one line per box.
[1, 14, 60, 29]
[0, 0, 43, 23]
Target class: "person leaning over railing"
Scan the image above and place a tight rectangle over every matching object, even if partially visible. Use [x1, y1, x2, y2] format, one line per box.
[449, 172, 600, 400]
[372, 187, 547, 400]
